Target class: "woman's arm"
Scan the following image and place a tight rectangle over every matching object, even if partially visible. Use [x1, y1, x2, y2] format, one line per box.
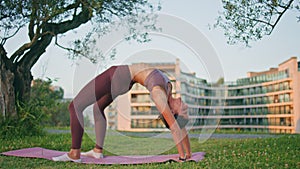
[181, 128, 191, 159]
[150, 86, 185, 158]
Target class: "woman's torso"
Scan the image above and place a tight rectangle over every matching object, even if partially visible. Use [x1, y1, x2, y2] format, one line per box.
[128, 64, 170, 95]
[128, 64, 156, 85]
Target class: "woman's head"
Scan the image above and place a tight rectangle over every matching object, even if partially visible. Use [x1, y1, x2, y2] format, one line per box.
[158, 96, 189, 129]
[168, 97, 188, 119]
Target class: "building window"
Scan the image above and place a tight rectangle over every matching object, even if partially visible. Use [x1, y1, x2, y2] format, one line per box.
[262, 86, 267, 93]
[284, 94, 290, 102]
[131, 94, 151, 103]
[131, 119, 165, 128]
[131, 106, 151, 115]
[274, 84, 279, 92]
[285, 106, 290, 114]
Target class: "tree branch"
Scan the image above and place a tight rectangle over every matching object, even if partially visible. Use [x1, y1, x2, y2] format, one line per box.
[240, 15, 274, 27]
[270, 0, 294, 33]
[44, 2, 92, 35]
[41, 1, 81, 24]
[10, 43, 33, 63]
[0, 14, 10, 20]
[19, 34, 53, 70]
[0, 44, 13, 70]
[47, 0, 81, 22]
[277, 0, 295, 9]
[28, 1, 38, 41]
[11, 1, 92, 71]
[54, 36, 81, 55]
[1, 26, 22, 45]
[28, 18, 35, 40]
[261, 1, 280, 13]
[238, 0, 294, 36]
[10, 33, 40, 63]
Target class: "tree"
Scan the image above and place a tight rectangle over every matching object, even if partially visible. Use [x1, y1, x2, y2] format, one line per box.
[216, 77, 224, 85]
[31, 79, 64, 102]
[0, 78, 67, 137]
[215, 0, 299, 46]
[30, 79, 70, 127]
[0, 0, 159, 119]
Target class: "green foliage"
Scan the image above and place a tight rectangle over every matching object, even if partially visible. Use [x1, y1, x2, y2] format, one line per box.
[0, 79, 70, 138]
[215, 0, 299, 46]
[45, 101, 71, 127]
[30, 79, 71, 127]
[0, 0, 161, 62]
[0, 100, 46, 139]
[31, 79, 64, 101]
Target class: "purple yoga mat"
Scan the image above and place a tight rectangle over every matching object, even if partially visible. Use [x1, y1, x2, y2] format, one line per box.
[1, 147, 205, 164]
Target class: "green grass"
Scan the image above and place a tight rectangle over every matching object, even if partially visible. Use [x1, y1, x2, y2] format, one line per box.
[0, 132, 299, 169]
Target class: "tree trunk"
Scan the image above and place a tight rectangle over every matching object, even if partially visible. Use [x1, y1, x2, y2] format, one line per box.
[0, 46, 33, 119]
[0, 46, 17, 118]
[14, 66, 33, 105]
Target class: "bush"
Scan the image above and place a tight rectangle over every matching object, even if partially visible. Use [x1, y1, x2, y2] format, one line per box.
[0, 78, 68, 138]
[43, 100, 71, 127]
[0, 78, 96, 138]
[30, 78, 71, 127]
[0, 100, 46, 139]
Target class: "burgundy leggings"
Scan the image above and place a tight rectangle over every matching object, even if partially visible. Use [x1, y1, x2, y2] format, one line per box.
[69, 65, 134, 149]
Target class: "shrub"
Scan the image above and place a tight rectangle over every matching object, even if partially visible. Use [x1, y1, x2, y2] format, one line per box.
[0, 100, 46, 139]
[0, 78, 67, 138]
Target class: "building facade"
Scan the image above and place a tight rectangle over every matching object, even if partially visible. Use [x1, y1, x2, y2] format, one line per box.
[111, 57, 300, 133]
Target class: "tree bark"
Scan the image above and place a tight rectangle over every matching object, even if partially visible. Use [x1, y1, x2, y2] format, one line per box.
[14, 35, 54, 104]
[0, 45, 17, 118]
[14, 66, 33, 104]
[0, 45, 34, 119]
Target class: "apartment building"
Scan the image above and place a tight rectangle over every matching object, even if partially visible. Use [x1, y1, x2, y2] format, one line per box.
[110, 57, 300, 133]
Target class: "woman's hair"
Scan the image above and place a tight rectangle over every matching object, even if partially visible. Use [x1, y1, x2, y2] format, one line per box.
[158, 114, 188, 129]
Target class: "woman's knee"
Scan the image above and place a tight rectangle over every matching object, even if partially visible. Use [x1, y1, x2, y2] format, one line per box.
[69, 101, 84, 116]
[93, 103, 106, 120]
[69, 101, 75, 114]
[93, 103, 102, 113]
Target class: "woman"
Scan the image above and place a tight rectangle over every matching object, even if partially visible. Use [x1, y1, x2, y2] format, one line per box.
[53, 64, 191, 163]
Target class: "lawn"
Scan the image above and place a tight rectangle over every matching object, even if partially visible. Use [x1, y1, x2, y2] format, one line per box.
[0, 131, 299, 169]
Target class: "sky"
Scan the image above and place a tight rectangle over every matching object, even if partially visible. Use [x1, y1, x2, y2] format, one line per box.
[5, 0, 300, 98]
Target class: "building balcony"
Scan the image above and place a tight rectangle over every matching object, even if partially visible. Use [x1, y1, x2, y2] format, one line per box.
[186, 101, 293, 109]
[189, 114, 294, 119]
[191, 125, 294, 130]
[131, 102, 155, 107]
[131, 115, 159, 119]
[131, 111, 160, 116]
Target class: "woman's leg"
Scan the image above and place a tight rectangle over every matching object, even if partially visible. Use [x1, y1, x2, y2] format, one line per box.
[54, 66, 121, 161]
[93, 94, 113, 151]
[69, 67, 114, 151]
[80, 94, 113, 159]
